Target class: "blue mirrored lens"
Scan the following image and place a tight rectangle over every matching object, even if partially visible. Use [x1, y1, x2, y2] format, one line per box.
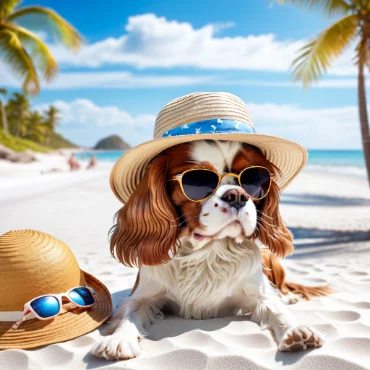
[68, 287, 95, 306]
[30, 296, 60, 318]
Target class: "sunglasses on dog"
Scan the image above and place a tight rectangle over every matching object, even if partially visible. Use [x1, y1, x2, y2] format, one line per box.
[12, 286, 95, 329]
[171, 166, 272, 202]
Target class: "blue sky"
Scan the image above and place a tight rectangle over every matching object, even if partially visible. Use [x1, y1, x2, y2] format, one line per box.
[2, 0, 368, 148]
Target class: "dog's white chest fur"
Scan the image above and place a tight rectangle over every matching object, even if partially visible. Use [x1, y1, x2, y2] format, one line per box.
[150, 238, 261, 319]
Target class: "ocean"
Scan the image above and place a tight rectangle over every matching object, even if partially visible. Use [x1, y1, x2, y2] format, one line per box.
[76, 149, 366, 178]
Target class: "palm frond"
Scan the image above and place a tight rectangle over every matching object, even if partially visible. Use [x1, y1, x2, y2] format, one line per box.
[0, 28, 39, 94]
[44, 105, 61, 130]
[291, 14, 357, 86]
[24, 111, 47, 142]
[0, 0, 20, 20]
[6, 6, 83, 52]
[277, 0, 350, 16]
[355, 36, 370, 71]
[0, 88, 7, 95]
[5, 23, 58, 81]
[352, 0, 370, 11]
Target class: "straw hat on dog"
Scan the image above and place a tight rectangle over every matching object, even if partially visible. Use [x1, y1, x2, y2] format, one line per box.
[110, 92, 308, 204]
[0, 230, 112, 349]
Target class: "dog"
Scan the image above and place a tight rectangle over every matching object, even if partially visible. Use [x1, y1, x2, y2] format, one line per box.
[92, 140, 331, 360]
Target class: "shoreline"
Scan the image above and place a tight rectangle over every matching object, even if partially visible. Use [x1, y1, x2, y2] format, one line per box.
[1, 148, 367, 178]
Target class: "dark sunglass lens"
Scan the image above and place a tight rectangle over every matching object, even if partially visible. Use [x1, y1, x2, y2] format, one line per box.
[181, 170, 219, 201]
[240, 167, 271, 199]
[68, 287, 95, 306]
[30, 296, 60, 318]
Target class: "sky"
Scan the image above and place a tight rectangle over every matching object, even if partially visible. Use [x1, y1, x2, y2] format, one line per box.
[1, 0, 368, 149]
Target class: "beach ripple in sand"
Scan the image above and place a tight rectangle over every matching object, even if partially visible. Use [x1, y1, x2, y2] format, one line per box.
[0, 351, 40, 370]
[317, 310, 361, 322]
[2, 253, 370, 370]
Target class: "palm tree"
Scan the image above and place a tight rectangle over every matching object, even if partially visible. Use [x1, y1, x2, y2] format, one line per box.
[44, 105, 60, 144]
[0, 88, 9, 133]
[277, 0, 370, 188]
[6, 92, 30, 137]
[0, 0, 82, 94]
[24, 110, 46, 142]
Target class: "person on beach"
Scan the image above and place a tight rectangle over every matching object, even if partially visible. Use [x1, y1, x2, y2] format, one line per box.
[67, 153, 81, 171]
[87, 155, 97, 170]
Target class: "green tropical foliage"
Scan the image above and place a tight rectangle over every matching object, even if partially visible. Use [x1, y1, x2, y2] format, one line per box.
[47, 131, 76, 149]
[277, 0, 370, 188]
[0, 0, 82, 94]
[291, 14, 358, 85]
[44, 105, 60, 144]
[23, 110, 45, 142]
[6, 91, 30, 137]
[0, 128, 50, 152]
[0, 88, 9, 133]
[0, 91, 76, 151]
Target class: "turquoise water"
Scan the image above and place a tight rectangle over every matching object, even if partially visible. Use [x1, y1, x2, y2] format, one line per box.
[307, 150, 365, 167]
[76, 150, 365, 167]
[76, 150, 125, 162]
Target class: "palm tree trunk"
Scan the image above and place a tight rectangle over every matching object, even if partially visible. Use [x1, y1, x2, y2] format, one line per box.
[0, 100, 9, 134]
[15, 112, 24, 137]
[358, 63, 370, 189]
[15, 122, 21, 137]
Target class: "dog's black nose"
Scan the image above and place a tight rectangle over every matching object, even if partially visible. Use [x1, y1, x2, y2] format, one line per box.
[221, 189, 248, 210]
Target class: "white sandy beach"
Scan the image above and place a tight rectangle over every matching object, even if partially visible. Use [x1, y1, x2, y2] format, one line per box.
[1, 153, 370, 370]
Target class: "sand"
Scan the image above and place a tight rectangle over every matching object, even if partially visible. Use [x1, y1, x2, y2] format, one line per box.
[0, 155, 370, 370]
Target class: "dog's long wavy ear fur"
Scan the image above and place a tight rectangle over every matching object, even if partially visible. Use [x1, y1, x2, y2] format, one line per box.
[256, 181, 293, 258]
[110, 155, 180, 267]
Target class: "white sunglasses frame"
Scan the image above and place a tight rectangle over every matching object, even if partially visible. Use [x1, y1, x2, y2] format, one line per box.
[12, 286, 95, 329]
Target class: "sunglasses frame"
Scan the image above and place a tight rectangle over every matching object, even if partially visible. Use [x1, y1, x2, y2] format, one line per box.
[12, 286, 95, 329]
[170, 166, 273, 203]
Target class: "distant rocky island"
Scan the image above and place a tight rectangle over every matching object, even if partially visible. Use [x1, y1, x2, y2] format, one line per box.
[94, 135, 131, 150]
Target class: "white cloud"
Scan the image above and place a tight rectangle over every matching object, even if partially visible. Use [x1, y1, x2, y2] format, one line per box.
[48, 14, 304, 71]
[0, 64, 211, 89]
[47, 72, 210, 89]
[36, 98, 363, 149]
[2, 63, 366, 90]
[36, 99, 155, 127]
[35, 99, 156, 145]
[0, 13, 362, 90]
[248, 103, 362, 149]
[45, 14, 356, 75]
[216, 78, 369, 89]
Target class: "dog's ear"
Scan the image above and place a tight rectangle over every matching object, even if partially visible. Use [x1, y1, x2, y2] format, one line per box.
[255, 181, 293, 258]
[110, 155, 180, 267]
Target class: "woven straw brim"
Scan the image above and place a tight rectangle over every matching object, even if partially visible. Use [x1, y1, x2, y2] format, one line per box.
[110, 133, 308, 204]
[0, 271, 112, 350]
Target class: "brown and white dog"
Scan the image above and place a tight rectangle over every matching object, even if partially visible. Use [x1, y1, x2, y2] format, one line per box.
[92, 140, 331, 360]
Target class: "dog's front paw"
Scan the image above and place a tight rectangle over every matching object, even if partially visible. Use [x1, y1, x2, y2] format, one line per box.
[91, 335, 142, 360]
[278, 326, 324, 352]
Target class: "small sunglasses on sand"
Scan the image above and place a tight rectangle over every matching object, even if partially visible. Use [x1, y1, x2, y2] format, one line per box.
[12, 286, 95, 329]
[171, 166, 272, 202]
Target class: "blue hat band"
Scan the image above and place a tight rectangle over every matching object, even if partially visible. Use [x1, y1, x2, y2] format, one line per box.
[161, 118, 255, 138]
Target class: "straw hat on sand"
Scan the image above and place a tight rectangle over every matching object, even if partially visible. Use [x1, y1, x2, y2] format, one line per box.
[0, 230, 112, 349]
[110, 92, 307, 204]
